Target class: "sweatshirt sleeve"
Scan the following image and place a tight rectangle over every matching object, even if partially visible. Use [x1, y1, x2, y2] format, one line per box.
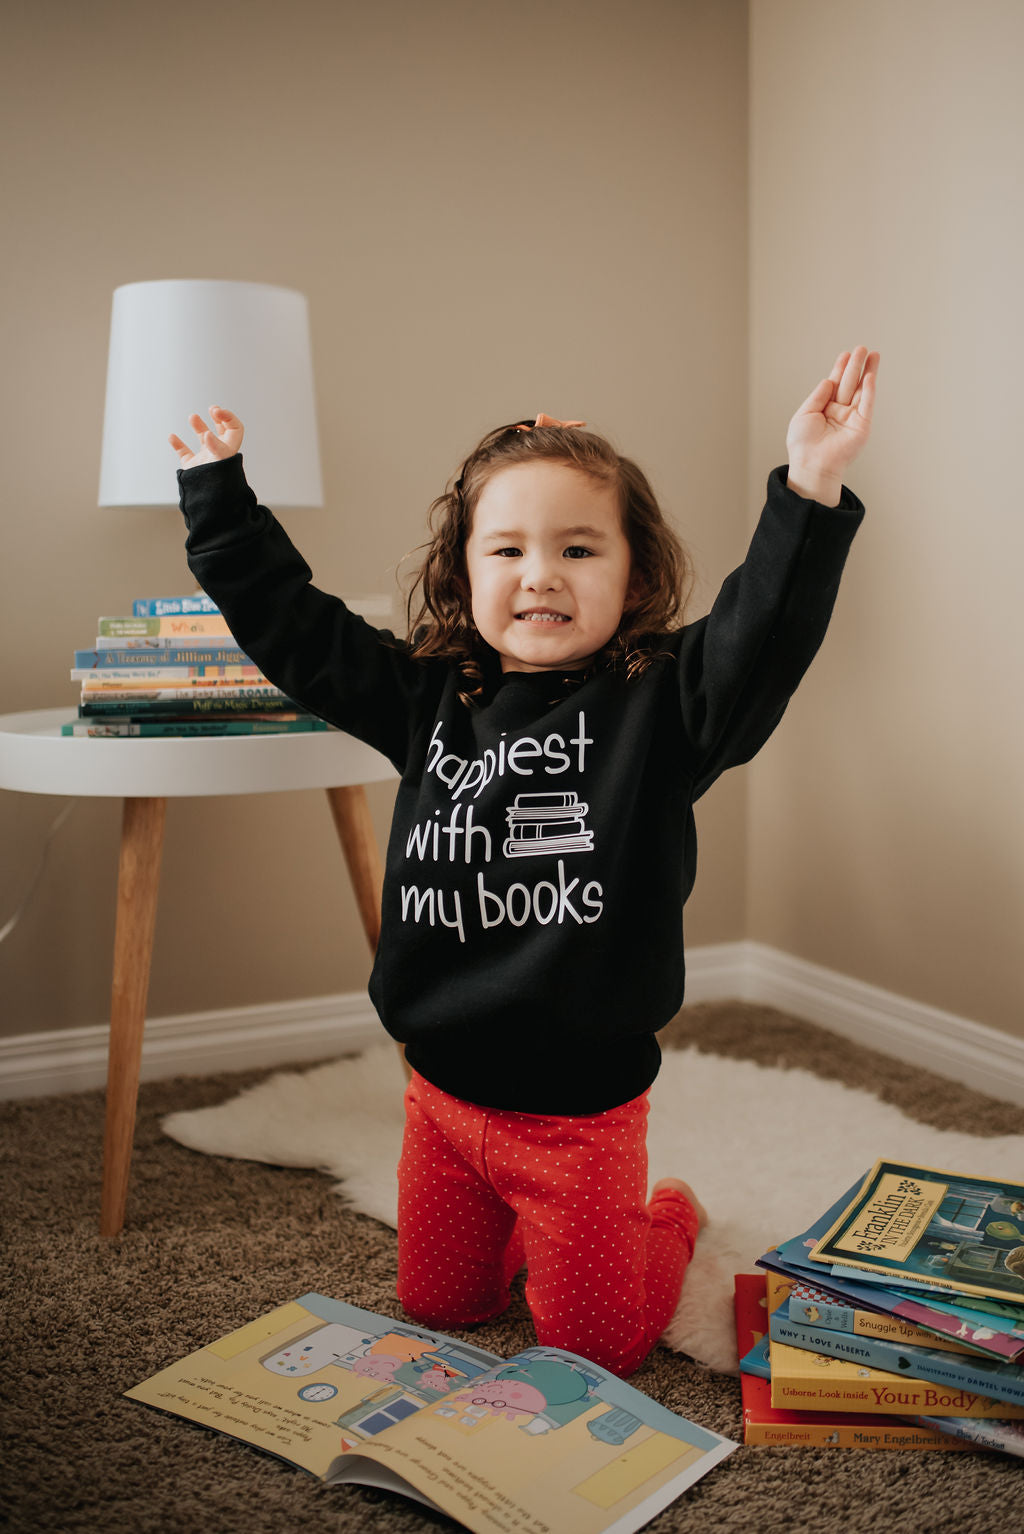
[677, 466, 865, 799]
[177, 455, 433, 770]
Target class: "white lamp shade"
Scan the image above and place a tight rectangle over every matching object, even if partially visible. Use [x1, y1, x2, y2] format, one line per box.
[98, 279, 324, 507]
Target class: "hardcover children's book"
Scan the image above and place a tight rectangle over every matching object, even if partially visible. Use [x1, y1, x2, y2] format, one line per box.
[98, 614, 234, 638]
[74, 647, 254, 667]
[132, 593, 220, 616]
[809, 1160, 1024, 1304]
[785, 1276, 997, 1356]
[767, 1333, 1024, 1419]
[127, 1293, 736, 1534]
[61, 718, 327, 737]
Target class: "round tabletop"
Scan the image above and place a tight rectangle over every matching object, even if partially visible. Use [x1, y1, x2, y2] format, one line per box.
[0, 709, 398, 798]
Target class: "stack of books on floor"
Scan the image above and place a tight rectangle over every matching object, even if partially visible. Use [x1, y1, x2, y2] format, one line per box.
[64, 593, 329, 737]
[735, 1157, 1024, 1456]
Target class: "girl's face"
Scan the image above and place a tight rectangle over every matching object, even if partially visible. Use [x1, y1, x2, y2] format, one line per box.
[464, 460, 633, 674]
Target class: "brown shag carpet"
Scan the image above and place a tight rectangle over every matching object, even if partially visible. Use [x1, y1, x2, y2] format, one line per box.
[3, 1002, 1024, 1533]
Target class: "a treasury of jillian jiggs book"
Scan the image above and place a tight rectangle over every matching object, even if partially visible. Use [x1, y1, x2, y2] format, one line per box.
[127, 1294, 735, 1534]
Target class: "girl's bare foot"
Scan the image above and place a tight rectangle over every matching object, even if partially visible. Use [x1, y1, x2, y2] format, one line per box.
[651, 1177, 708, 1230]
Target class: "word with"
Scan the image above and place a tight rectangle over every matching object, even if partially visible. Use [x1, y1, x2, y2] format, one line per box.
[406, 803, 493, 864]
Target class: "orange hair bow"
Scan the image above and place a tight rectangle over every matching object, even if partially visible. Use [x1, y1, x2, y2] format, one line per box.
[512, 413, 586, 431]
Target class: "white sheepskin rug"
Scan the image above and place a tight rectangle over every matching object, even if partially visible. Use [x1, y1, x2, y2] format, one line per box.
[162, 1043, 1024, 1375]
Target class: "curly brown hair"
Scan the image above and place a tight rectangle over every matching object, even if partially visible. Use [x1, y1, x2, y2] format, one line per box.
[403, 419, 693, 704]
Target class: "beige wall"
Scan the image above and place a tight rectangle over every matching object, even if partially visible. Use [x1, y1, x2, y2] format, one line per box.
[1, 1, 750, 1035]
[7, 1, 1018, 1052]
[748, 1, 1024, 1035]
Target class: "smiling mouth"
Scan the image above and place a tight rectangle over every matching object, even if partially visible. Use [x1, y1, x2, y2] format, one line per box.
[515, 610, 571, 624]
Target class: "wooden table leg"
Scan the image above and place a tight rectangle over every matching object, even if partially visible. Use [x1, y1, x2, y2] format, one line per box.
[100, 796, 166, 1237]
[325, 785, 384, 950]
[325, 784, 410, 1079]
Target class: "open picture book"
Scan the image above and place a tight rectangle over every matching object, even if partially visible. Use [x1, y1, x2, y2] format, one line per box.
[127, 1292, 735, 1534]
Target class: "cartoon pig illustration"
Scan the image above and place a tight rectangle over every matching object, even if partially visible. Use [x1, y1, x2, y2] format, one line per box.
[352, 1354, 402, 1383]
[450, 1378, 548, 1423]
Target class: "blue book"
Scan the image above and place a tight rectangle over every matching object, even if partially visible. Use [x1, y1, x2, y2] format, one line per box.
[132, 594, 220, 616]
[739, 1334, 772, 1380]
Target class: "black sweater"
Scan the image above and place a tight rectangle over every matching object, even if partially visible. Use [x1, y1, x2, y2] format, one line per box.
[179, 457, 864, 1114]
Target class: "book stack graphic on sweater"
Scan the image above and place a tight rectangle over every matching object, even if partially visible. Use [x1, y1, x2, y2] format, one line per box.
[504, 791, 594, 858]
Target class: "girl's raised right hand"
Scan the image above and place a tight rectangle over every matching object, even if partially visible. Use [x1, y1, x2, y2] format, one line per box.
[169, 406, 245, 469]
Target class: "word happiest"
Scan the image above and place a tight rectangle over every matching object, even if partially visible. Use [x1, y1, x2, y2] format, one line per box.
[400, 861, 604, 943]
[425, 712, 594, 800]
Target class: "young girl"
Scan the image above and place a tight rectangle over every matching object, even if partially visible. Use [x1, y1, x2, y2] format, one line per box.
[170, 347, 879, 1377]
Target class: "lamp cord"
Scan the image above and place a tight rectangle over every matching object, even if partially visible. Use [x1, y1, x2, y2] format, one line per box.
[0, 799, 80, 945]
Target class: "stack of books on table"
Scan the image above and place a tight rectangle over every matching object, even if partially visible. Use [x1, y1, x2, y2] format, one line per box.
[64, 593, 329, 738]
[734, 1157, 1024, 1456]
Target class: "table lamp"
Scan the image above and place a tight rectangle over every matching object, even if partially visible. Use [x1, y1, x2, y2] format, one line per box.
[98, 279, 323, 508]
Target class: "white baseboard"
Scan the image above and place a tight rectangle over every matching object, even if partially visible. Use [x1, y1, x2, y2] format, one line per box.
[687, 941, 1024, 1107]
[3, 943, 1023, 1106]
[0, 992, 381, 1101]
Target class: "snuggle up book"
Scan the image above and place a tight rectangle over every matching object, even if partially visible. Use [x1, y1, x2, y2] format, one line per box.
[127, 1293, 736, 1534]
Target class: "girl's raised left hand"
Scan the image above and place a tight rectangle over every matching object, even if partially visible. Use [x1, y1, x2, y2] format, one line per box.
[786, 347, 880, 505]
[169, 406, 245, 470]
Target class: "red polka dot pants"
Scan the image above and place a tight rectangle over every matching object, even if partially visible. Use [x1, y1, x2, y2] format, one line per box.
[396, 1070, 699, 1378]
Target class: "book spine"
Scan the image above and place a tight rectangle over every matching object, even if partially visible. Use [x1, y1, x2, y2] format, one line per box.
[77, 673, 266, 688]
[94, 635, 240, 650]
[739, 1338, 771, 1379]
[786, 1295, 992, 1358]
[915, 1412, 1024, 1457]
[78, 695, 298, 716]
[771, 1308, 1024, 1407]
[97, 616, 232, 637]
[75, 669, 264, 685]
[132, 595, 220, 616]
[770, 1371, 1021, 1419]
[61, 719, 326, 737]
[825, 1258, 1017, 1308]
[893, 1297, 1024, 1362]
[788, 1294, 857, 1329]
[74, 649, 254, 669]
[79, 684, 286, 703]
[742, 1415, 974, 1450]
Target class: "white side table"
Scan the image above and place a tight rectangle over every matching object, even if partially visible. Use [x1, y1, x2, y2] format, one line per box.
[0, 708, 399, 1236]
